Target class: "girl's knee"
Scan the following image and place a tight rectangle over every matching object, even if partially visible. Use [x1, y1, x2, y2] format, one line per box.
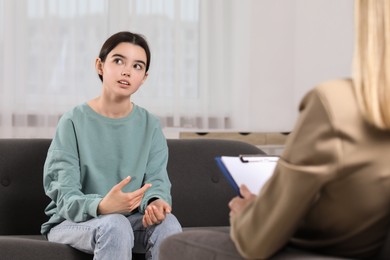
[159, 214, 182, 235]
[98, 214, 133, 240]
[95, 214, 133, 258]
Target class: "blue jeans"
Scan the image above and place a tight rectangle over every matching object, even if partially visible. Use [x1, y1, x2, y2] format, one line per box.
[47, 212, 182, 260]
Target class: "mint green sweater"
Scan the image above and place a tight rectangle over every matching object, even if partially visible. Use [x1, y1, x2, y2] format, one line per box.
[41, 103, 171, 235]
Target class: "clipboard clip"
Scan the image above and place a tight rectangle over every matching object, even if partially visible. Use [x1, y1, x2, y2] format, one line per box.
[239, 154, 279, 163]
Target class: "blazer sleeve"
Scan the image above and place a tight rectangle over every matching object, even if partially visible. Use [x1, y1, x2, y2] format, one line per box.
[230, 87, 343, 259]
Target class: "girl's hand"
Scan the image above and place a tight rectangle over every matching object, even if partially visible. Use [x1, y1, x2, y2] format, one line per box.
[228, 184, 256, 218]
[98, 176, 152, 215]
[142, 199, 171, 227]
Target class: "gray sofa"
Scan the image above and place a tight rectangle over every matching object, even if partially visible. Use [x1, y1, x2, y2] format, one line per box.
[0, 138, 387, 259]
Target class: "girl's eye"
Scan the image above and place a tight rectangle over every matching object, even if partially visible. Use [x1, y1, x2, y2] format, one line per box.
[114, 58, 124, 65]
[134, 63, 144, 70]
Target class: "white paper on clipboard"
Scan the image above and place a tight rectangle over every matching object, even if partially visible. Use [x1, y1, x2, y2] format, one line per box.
[216, 155, 278, 195]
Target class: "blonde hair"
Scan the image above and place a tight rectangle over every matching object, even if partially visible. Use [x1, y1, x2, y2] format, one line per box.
[353, 0, 390, 130]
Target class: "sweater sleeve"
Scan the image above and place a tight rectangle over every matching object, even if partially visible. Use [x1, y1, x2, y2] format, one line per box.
[230, 87, 342, 259]
[43, 116, 102, 223]
[139, 124, 172, 212]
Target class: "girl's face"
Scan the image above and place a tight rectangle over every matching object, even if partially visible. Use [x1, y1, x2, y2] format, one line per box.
[96, 42, 148, 100]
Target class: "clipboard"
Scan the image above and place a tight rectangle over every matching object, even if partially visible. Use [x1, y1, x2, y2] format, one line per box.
[215, 155, 279, 196]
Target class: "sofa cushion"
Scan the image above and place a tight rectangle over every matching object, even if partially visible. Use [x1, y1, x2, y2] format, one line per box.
[0, 236, 91, 260]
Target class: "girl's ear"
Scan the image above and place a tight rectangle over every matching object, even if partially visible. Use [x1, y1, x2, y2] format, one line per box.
[95, 58, 103, 75]
[141, 72, 148, 84]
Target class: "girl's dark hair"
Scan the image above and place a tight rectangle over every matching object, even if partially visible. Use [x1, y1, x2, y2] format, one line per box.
[97, 31, 151, 81]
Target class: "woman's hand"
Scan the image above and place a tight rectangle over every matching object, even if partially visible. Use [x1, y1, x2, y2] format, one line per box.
[228, 184, 256, 218]
[142, 199, 171, 227]
[98, 176, 152, 215]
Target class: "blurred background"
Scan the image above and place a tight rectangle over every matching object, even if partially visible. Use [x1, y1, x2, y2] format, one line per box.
[0, 0, 353, 139]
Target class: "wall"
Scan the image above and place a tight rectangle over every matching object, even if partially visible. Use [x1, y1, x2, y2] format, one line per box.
[200, 0, 354, 132]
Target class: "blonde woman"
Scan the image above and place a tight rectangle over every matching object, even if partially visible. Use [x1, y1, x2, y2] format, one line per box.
[160, 1, 390, 259]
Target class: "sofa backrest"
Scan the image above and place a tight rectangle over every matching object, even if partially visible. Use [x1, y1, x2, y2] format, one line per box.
[0, 138, 263, 235]
[167, 139, 264, 227]
[0, 139, 51, 235]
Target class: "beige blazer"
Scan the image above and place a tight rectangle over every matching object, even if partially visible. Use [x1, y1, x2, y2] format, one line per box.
[230, 79, 390, 259]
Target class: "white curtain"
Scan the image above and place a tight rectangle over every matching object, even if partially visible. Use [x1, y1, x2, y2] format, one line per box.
[0, 0, 206, 138]
[0, 0, 353, 138]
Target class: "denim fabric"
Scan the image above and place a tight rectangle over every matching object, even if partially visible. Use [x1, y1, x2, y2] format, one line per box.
[47, 213, 182, 260]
